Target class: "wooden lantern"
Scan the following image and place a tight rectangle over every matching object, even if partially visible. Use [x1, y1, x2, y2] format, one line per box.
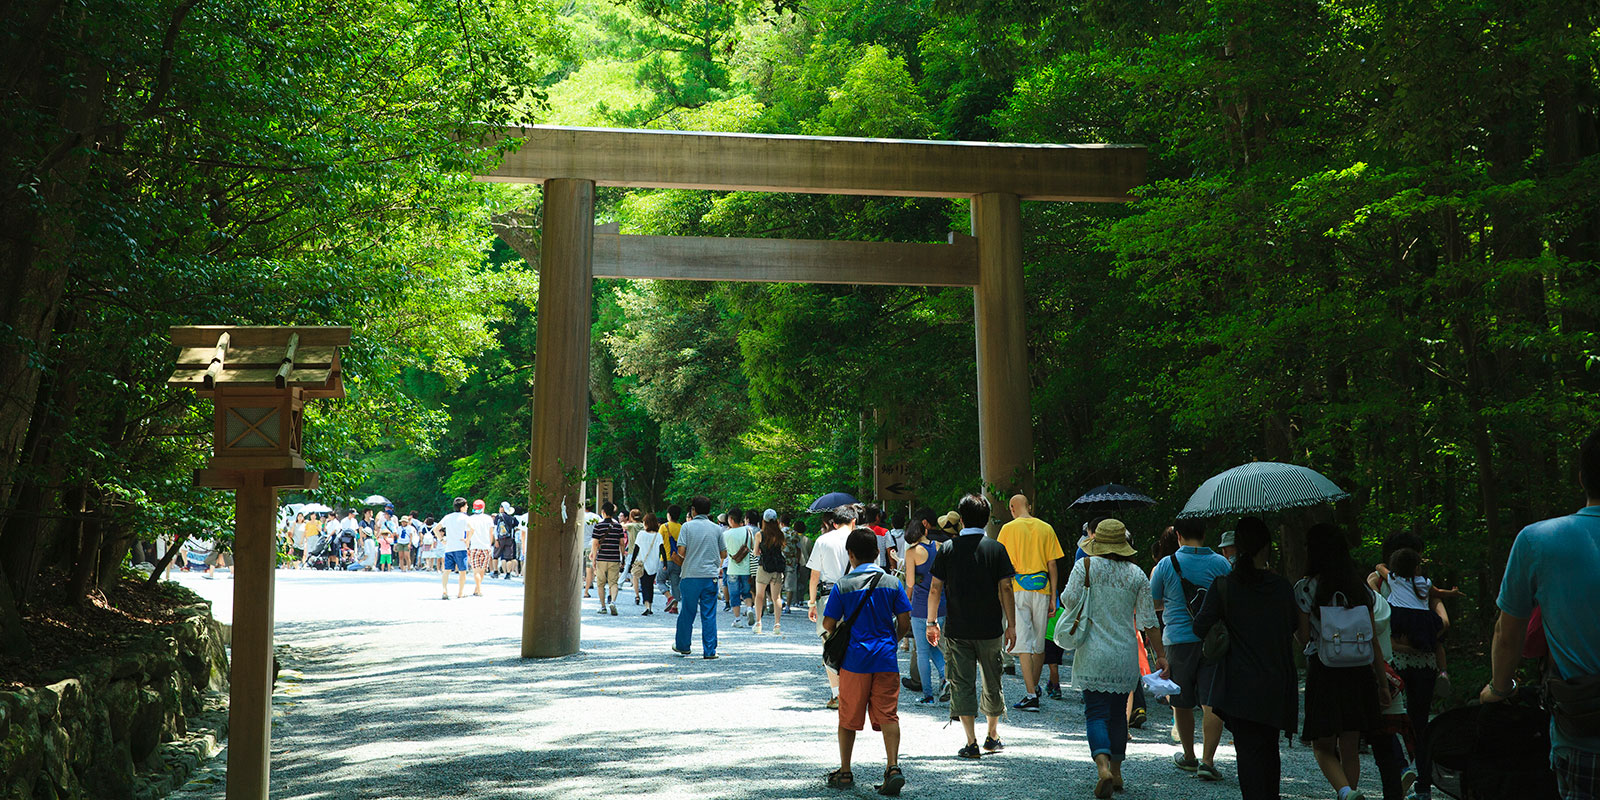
[166, 325, 349, 800]
[168, 326, 347, 481]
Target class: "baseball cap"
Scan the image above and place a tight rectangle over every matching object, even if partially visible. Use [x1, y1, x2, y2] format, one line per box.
[763, 508, 778, 522]
[472, 499, 486, 512]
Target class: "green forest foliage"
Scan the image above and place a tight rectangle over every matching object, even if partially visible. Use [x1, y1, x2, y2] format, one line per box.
[1, 0, 1596, 653]
[399, 0, 1599, 619]
[0, 0, 560, 647]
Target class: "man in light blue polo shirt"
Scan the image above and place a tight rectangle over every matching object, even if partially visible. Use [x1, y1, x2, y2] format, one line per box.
[1150, 519, 1232, 782]
[674, 496, 727, 659]
[1485, 428, 1600, 799]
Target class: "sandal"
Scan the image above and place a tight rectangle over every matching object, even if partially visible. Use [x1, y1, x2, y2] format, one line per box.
[876, 766, 905, 796]
[825, 768, 854, 789]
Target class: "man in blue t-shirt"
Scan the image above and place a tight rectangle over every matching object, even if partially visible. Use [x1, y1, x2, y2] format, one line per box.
[1485, 428, 1600, 799]
[1150, 519, 1232, 782]
[823, 528, 911, 795]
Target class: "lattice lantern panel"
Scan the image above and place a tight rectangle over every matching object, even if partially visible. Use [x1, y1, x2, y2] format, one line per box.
[210, 390, 306, 469]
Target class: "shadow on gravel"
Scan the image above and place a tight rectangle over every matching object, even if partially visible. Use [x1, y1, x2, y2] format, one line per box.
[155, 571, 1347, 800]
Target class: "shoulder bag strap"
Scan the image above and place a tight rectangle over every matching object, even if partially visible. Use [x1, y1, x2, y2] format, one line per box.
[1067, 558, 1092, 635]
[841, 572, 884, 628]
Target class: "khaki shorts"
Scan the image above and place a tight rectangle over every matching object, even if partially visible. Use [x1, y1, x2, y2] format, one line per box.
[596, 560, 622, 592]
[1013, 590, 1051, 654]
[755, 566, 785, 587]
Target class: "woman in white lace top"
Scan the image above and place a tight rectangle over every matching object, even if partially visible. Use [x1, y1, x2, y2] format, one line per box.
[1061, 519, 1167, 798]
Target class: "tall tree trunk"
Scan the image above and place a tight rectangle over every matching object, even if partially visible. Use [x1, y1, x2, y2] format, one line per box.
[65, 485, 99, 604]
[0, 5, 108, 511]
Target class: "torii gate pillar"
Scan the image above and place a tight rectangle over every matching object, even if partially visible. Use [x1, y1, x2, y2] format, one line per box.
[522, 179, 594, 658]
[972, 192, 1035, 517]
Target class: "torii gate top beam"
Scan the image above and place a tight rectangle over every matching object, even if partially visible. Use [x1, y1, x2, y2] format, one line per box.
[479, 126, 1145, 202]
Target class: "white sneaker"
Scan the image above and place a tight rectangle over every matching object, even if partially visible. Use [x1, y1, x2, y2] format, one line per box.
[754, 622, 763, 634]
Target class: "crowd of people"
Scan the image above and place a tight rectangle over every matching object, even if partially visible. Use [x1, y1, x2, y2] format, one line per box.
[274, 500, 528, 594]
[174, 427, 1596, 800]
[627, 428, 1600, 800]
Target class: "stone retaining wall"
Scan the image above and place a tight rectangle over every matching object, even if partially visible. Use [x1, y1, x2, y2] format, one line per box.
[0, 602, 229, 800]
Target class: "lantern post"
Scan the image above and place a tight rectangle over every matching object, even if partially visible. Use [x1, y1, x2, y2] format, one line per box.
[167, 326, 349, 800]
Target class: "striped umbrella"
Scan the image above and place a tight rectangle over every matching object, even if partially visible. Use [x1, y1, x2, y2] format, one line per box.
[1177, 462, 1350, 519]
[1070, 483, 1157, 510]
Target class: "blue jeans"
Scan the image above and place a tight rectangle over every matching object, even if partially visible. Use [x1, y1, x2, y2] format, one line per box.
[660, 561, 681, 602]
[911, 616, 946, 698]
[1084, 690, 1128, 762]
[675, 577, 718, 655]
[729, 574, 752, 607]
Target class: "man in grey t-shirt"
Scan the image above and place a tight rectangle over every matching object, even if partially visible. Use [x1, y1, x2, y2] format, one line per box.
[674, 496, 727, 659]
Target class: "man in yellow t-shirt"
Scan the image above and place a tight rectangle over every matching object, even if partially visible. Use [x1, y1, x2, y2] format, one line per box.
[995, 494, 1064, 711]
[659, 505, 685, 613]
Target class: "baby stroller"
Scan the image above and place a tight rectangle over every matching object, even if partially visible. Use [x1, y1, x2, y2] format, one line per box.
[304, 531, 336, 570]
[1428, 694, 1559, 799]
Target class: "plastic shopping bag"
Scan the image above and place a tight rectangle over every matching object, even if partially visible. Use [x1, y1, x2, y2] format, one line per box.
[1141, 671, 1181, 699]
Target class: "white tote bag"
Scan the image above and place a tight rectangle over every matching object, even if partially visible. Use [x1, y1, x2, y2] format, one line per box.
[1053, 558, 1094, 651]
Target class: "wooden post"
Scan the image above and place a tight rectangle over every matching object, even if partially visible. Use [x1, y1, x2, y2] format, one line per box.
[522, 178, 595, 658]
[971, 192, 1035, 525]
[168, 327, 341, 799]
[227, 474, 277, 800]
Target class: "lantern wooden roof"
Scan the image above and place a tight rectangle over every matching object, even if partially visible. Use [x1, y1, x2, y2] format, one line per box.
[167, 326, 349, 398]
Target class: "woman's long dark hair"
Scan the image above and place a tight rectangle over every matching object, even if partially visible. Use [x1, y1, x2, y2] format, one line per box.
[1305, 523, 1370, 607]
[1231, 516, 1272, 583]
[907, 507, 937, 545]
[760, 519, 784, 553]
[1151, 525, 1179, 562]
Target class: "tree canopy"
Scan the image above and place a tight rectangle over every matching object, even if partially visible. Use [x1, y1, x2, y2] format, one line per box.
[1, 0, 1596, 656]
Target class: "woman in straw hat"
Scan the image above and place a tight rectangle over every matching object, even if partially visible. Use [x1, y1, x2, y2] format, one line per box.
[1061, 519, 1169, 798]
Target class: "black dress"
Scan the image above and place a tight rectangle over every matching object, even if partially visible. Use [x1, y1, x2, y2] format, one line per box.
[1295, 578, 1382, 740]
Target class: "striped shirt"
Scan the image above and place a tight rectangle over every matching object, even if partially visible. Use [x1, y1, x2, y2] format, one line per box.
[592, 518, 625, 562]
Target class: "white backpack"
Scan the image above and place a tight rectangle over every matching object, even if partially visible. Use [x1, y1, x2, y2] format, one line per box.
[1313, 591, 1375, 668]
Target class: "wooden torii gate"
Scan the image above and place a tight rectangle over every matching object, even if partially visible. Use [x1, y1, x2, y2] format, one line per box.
[478, 126, 1146, 657]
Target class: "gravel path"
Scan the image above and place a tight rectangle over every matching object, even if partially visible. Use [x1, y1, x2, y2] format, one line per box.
[165, 569, 1359, 799]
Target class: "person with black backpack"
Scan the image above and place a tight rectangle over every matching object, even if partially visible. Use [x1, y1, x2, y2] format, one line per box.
[1295, 523, 1392, 800]
[492, 501, 520, 579]
[1149, 519, 1233, 781]
[753, 509, 787, 635]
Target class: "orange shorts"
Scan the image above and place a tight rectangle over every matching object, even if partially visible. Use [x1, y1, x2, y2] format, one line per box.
[837, 670, 899, 732]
